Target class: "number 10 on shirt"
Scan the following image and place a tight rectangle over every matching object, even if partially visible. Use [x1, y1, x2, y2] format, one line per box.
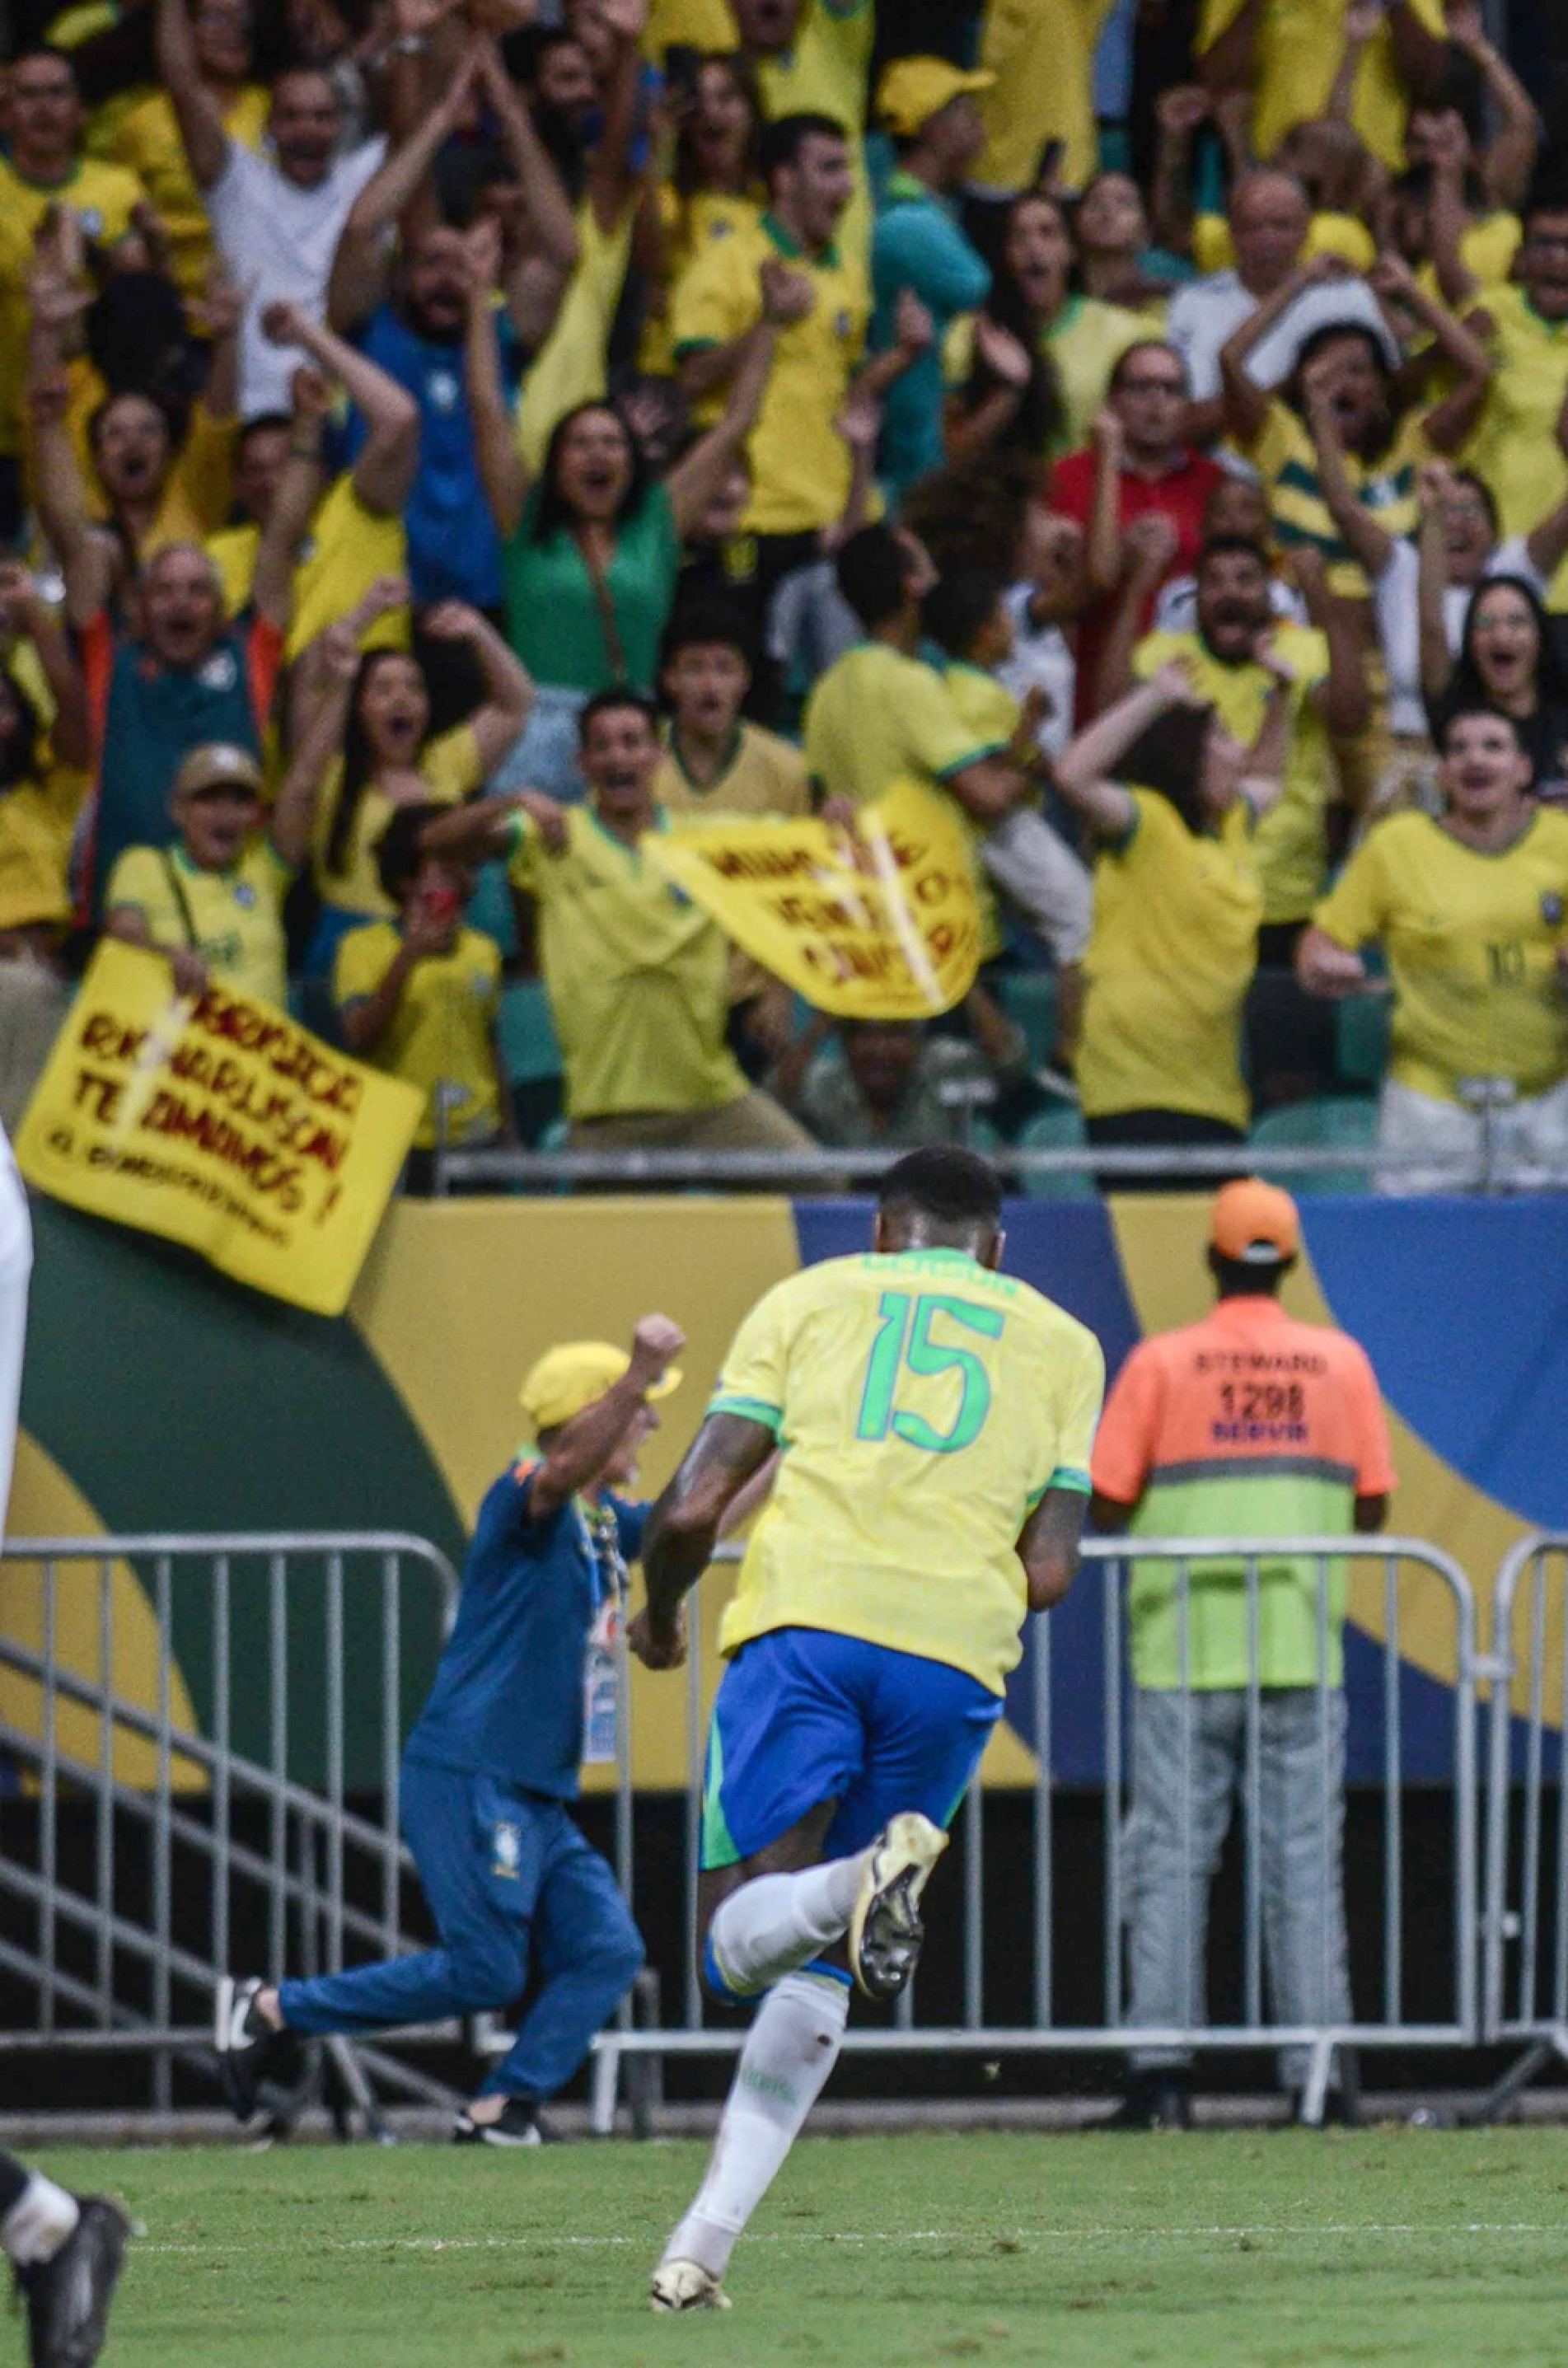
[854, 1291, 1005, 1454]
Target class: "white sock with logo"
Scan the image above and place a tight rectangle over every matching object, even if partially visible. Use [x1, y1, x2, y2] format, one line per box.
[662, 1970, 849, 2279]
[1, 2174, 79, 2267]
[707, 1854, 870, 1997]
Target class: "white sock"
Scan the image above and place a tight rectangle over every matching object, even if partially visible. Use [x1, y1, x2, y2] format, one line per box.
[1, 2174, 79, 2267]
[662, 1970, 849, 2278]
[707, 1853, 869, 1997]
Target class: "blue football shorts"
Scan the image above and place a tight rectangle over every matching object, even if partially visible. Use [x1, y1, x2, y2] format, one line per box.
[700, 1625, 1003, 1870]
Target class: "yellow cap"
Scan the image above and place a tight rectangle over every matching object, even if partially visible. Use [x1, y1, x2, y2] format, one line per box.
[171, 742, 264, 803]
[876, 56, 995, 140]
[518, 1340, 683, 1435]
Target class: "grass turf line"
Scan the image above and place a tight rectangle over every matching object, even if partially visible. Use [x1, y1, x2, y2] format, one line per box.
[30, 2127, 1568, 2367]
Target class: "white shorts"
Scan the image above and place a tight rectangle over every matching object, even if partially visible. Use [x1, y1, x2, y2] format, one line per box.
[1375, 1074, 1568, 1196]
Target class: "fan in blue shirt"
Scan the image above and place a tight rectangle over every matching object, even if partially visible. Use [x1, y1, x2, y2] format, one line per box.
[213, 1317, 685, 2148]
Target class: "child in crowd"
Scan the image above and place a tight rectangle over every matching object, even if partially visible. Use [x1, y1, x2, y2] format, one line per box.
[333, 802, 511, 1190]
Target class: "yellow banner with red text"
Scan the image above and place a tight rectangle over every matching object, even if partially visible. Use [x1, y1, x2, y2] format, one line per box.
[16, 941, 422, 1314]
[648, 779, 982, 1017]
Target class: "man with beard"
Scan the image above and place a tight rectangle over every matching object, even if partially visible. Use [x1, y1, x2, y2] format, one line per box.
[326, 38, 579, 611]
[42, 405, 302, 909]
[426, 689, 816, 1155]
[156, 0, 389, 417]
[1132, 535, 1367, 1102]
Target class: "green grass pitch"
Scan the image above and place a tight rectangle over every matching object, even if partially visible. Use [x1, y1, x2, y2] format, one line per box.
[30, 2127, 1568, 2367]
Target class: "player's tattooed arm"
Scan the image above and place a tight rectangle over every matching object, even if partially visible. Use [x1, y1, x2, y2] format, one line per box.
[631, 1414, 776, 1668]
[1017, 1486, 1090, 1613]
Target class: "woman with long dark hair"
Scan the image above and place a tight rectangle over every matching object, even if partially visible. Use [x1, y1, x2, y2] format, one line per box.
[640, 53, 764, 372]
[1051, 659, 1291, 1189]
[468, 243, 773, 799]
[946, 190, 1145, 465]
[1424, 574, 1568, 798]
[302, 601, 533, 974]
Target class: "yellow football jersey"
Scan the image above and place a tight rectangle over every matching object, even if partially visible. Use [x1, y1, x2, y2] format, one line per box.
[1313, 808, 1568, 1103]
[711, 1247, 1105, 1695]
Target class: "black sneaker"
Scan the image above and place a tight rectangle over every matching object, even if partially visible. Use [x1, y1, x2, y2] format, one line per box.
[14, 2195, 131, 2368]
[452, 2099, 557, 2148]
[1099, 2076, 1193, 2132]
[214, 1976, 289, 2122]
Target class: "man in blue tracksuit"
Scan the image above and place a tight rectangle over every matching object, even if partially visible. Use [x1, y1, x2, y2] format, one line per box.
[215, 1315, 686, 2146]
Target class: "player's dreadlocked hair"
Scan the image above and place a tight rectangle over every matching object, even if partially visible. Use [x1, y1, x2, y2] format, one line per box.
[879, 1149, 1003, 1230]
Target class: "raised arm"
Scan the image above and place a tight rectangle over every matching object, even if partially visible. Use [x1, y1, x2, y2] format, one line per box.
[631, 1409, 779, 1668]
[260, 299, 419, 516]
[269, 623, 359, 870]
[664, 310, 779, 537]
[1149, 86, 1210, 259]
[853, 289, 934, 408]
[419, 601, 534, 770]
[26, 373, 112, 627]
[1369, 249, 1492, 453]
[1325, 0, 1380, 128]
[1084, 408, 1126, 600]
[248, 367, 334, 634]
[1415, 461, 1458, 708]
[476, 38, 579, 347]
[326, 48, 484, 332]
[530, 1314, 686, 1520]
[1218, 264, 1322, 450]
[1447, 1, 1539, 211]
[1053, 667, 1198, 840]
[1290, 545, 1370, 741]
[0, 563, 91, 770]
[1091, 513, 1180, 712]
[1300, 358, 1396, 583]
[1525, 394, 1568, 583]
[587, 0, 649, 237]
[155, 0, 231, 191]
[944, 313, 1035, 465]
[464, 220, 530, 541]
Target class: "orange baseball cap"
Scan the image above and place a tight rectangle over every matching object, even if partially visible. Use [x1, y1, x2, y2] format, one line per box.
[1210, 1177, 1299, 1266]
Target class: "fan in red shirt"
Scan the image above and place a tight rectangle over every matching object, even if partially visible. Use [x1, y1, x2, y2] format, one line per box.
[1049, 340, 1224, 722]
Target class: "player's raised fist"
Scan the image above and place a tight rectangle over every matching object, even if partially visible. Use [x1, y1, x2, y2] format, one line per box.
[630, 1314, 686, 1388]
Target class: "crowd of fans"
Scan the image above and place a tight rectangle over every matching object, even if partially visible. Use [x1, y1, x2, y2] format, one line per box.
[0, 0, 1565, 1196]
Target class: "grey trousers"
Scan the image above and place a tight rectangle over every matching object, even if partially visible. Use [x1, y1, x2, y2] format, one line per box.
[1122, 1685, 1353, 2091]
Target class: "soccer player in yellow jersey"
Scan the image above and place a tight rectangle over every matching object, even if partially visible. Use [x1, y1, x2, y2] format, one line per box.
[629, 1149, 1104, 2312]
[1299, 705, 1568, 1191]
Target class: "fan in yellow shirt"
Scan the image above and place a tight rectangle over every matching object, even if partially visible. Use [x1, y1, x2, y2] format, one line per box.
[970, 0, 1116, 198]
[1132, 539, 1366, 929]
[1196, 0, 1447, 175]
[299, 601, 536, 976]
[335, 804, 507, 1167]
[654, 603, 808, 1055]
[424, 688, 813, 1151]
[0, 50, 147, 464]
[1299, 709, 1568, 1193]
[640, 51, 764, 374]
[1051, 667, 1288, 1159]
[672, 121, 870, 538]
[110, 0, 269, 296]
[103, 714, 336, 1010]
[0, 563, 93, 943]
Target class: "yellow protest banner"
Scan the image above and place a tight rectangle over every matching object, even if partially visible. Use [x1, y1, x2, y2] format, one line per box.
[16, 942, 423, 1316]
[644, 779, 981, 1018]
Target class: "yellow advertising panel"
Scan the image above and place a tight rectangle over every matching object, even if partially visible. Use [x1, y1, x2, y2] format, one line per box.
[647, 779, 981, 1017]
[16, 940, 422, 1315]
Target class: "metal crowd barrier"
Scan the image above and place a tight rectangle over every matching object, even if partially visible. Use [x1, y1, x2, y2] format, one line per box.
[0, 1533, 459, 2115]
[480, 1533, 1481, 2132]
[1479, 1534, 1568, 2118]
[432, 1142, 1563, 1194]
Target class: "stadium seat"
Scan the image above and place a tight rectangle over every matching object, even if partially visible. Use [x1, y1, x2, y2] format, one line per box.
[1013, 1104, 1095, 1199]
[1335, 990, 1391, 1089]
[1249, 1097, 1378, 1194]
[998, 971, 1060, 1069]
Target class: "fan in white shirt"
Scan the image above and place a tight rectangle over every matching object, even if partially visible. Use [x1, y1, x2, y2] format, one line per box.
[1168, 168, 1397, 456]
[155, 0, 387, 416]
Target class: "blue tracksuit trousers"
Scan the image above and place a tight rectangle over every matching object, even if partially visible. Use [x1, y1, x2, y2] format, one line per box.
[277, 1755, 643, 2101]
